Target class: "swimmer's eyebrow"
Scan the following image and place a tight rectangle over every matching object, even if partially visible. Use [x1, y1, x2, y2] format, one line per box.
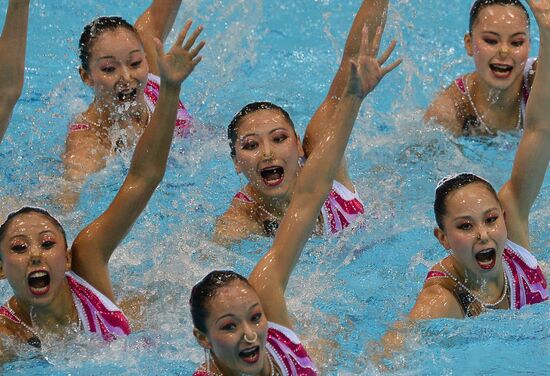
[215, 303, 260, 323]
[239, 127, 289, 140]
[480, 31, 527, 37]
[96, 49, 143, 61]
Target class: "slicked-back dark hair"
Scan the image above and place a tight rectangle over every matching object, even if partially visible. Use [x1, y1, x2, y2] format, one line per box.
[469, 0, 530, 34]
[79, 16, 140, 72]
[189, 270, 252, 333]
[434, 173, 499, 229]
[0, 207, 68, 255]
[227, 102, 296, 158]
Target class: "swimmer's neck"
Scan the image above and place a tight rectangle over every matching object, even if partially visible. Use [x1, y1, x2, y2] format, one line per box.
[246, 184, 292, 219]
[15, 280, 76, 332]
[87, 98, 149, 128]
[448, 256, 506, 299]
[470, 72, 523, 110]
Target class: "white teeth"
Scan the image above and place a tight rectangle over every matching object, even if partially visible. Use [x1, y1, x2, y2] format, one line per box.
[30, 271, 47, 278]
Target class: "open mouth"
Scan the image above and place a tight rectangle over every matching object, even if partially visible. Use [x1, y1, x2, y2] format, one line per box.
[27, 270, 51, 296]
[475, 248, 496, 270]
[239, 346, 260, 364]
[260, 166, 284, 187]
[117, 88, 137, 102]
[490, 64, 513, 78]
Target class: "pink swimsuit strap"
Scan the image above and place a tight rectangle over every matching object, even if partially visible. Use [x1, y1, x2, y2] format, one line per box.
[454, 76, 467, 95]
[0, 305, 21, 325]
[425, 270, 447, 280]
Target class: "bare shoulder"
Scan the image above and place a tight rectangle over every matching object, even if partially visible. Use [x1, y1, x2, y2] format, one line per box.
[213, 199, 263, 245]
[424, 83, 465, 135]
[409, 282, 464, 320]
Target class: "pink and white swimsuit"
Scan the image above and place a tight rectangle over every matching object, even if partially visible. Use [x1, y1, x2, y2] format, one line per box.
[235, 180, 364, 235]
[0, 271, 131, 343]
[454, 57, 535, 133]
[69, 73, 193, 137]
[425, 239, 548, 315]
[193, 321, 317, 376]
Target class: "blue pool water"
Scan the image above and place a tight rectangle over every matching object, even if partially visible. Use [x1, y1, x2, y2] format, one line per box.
[1, 0, 549, 374]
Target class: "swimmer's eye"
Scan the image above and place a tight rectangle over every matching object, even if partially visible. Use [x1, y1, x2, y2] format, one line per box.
[101, 66, 116, 74]
[251, 312, 262, 323]
[511, 40, 525, 47]
[486, 216, 498, 224]
[42, 240, 55, 250]
[220, 323, 236, 331]
[241, 141, 258, 150]
[457, 223, 472, 231]
[483, 38, 498, 45]
[130, 60, 143, 68]
[273, 134, 288, 143]
[10, 243, 27, 253]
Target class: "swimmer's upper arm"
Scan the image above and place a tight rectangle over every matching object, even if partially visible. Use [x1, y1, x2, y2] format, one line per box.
[409, 284, 464, 320]
[135, 0, 182, 77]
[424, 87, 462, 135]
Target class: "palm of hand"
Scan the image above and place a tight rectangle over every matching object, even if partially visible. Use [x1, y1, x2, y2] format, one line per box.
[156, 21, 204, 86]
[346, 26, 400, 99]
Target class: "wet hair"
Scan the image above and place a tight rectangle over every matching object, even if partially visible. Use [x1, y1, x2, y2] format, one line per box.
[79, 16, 140, 71]
[434, 173, 499, 229]
[227, 102, 296, 158]
[469, 0, 530, 34]
[189, 270, 252, 333]
[0, 207, 68, 254]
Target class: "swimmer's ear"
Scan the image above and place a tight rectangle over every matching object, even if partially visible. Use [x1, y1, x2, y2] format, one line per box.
[65, 248, 72, 271]
[464, 33, 474, 57]
[193, 327, 211, 349]
[79, 66, 94, 87]
[0, 260, 5, 280]
[434, 227, 451, 250]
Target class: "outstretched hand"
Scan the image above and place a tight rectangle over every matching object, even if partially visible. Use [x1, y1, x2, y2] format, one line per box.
[528, 0, 550, 30]
[155, 20, 205, 87]
[346, 25, 401, 99]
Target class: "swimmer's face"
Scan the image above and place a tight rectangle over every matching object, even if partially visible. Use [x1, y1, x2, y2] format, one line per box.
[80, 28, 149, 109]
[434, 183, 507, 277]
[194, 280, 269, 374]
[232, 109, 304, 199]
[0, 212, 71, 308]
[465, 5, 530, 91]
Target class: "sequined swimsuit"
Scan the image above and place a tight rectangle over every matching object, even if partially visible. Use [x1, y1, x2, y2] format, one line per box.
[0, 271, 131, 342]
[425, 239, 548, 317]
[235, 180, 364, 235]
[193, 321, 318, 376]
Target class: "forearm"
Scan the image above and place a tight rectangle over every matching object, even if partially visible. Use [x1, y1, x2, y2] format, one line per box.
[128, 81, 180, 182]
[137, 0, 182, 41]
[0, 0, 29, 99]
[304, 0, 388, 154]
[526, 29, 550, 132]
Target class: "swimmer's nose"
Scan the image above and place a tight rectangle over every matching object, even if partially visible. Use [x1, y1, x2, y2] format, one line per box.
[29, 245, 43, 265]
[119, 66, 132, 82]
[476, 226, 489, 243]
[498, 46, 510, 57]
[261, 143, 274, 159]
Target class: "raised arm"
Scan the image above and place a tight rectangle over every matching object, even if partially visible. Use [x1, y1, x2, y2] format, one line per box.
[71, 21, 204, 301]
[0, 0, 29, 143]
[302, 0, 389, 188]
[135, 0, 182, 77]
[498, 0, 550, 249]
[249, 26, 400, 328]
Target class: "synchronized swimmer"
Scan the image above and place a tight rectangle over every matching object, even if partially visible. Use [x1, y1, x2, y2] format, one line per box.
[0, 0, 549, 374]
